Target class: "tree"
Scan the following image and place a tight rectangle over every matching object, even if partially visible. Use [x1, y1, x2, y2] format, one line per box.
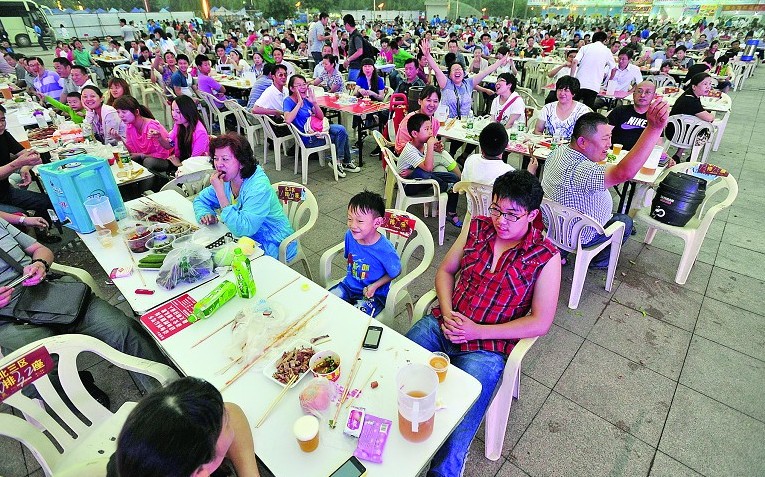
[262, 0, 295, 20]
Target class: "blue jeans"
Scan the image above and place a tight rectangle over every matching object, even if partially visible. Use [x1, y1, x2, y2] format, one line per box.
[309, 123, 353, 165]
[560, 213, 633, 268]
[405, 315, 506, 477]
[405, 168, 460, 214]
[329, 281, 385, 317]
[347, 68, 360, 82]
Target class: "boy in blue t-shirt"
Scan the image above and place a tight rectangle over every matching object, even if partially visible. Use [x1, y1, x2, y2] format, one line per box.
[329, 191, 402, 316]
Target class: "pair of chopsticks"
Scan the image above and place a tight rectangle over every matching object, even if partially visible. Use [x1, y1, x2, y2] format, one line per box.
[255, 374, 298, 428]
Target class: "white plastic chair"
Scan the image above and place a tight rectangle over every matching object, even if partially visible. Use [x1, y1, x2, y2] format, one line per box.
[224, 100, 262, 150]
[286, 123, 339, 184]
[523, 61, 544, 94]
[540, 198, 625, 309]
[271, 181, 318, 279]
[516, 86, 542, 110]
[664, 114, 714, 163]
[0, 334, 178, 477]
[257, 114, 295, 171]
[371, 130, 397, 201]
[636, 162, 738, 285]
[647, 74, 677, 88]
[198, 91, 236, 133]
[318, 209, 434, 326]
[453, 181, 493, 223]
[711, 109, 730, 152]
[159, 168, 214, 199]
[730, 62, 748, 91]
[411, 291, 537, 461]
[381, 147, 447, 246]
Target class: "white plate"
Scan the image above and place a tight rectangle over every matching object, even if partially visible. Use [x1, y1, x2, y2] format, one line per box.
[262, 339, 315, 388]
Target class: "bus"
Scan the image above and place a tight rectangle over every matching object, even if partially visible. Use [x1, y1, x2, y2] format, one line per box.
[0, 0, 52, 47]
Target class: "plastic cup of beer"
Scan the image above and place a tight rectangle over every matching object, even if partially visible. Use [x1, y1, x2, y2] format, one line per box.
[96, 229, 114, 248]
[293, 415, 319, 452]
[612, 143, 623, 155]
[429, 352, 450, 383]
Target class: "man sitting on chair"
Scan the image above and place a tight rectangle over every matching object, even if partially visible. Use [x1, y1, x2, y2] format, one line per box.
[541, 98, 669, 268]
[406, 170, 561, 477]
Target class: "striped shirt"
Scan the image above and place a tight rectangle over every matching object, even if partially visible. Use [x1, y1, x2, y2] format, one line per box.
[33, 70, 64, 99]
[433, 217, 557, 355]
[541, 145, 612, 243]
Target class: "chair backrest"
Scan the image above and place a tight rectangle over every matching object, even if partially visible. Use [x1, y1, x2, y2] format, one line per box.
[653, 161, 738, 227]
[199, 91, 225, 114]
[381, 146, 406, 187]
[271, 181, 318, 239]
[516, 87, 542, 110]
[378, 208, 434, 281]
[540, 198, 607, 253]
[371, 130, 393, 150]
[665, 114, 714, 149]
[453, 181, 493, 219]
[0, 335, 178, 476]
[286, 122, 329, 152]
[525, 61, 541, 74]
[224, 99, 248, 130]
[648, 74, 677, 88]
[159, 168, 214, 198]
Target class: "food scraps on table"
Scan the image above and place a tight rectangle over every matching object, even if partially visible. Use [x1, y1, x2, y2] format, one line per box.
[272, 346, 315, 384]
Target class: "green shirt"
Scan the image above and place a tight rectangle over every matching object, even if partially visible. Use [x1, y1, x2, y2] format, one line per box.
[393, 49, 414, 68]
[45, 96, 85, 124]
[72, 49, 92, 68]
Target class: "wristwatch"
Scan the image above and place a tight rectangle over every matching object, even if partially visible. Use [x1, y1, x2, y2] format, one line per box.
[30, 258, 50, 273]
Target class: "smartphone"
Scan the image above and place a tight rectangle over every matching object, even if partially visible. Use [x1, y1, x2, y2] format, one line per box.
[329, 456, 367, 477]
[362, 325, 383, 350]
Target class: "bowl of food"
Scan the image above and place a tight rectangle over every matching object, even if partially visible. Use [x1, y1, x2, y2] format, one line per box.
[166, 222, 191, 237]
[146, 234, 175, 254]
[124, 224, 152, 253]
[309, 350, 341, 382]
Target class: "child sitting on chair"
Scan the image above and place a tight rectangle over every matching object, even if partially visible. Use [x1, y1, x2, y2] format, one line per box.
[329, 191, 401, 317]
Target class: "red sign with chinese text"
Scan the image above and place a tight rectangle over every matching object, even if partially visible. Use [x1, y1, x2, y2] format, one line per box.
[277, 185, 305, 203]
[0, 346, 54, 401]
[140, 294, 197, 341]
[381, 212, 416, 237]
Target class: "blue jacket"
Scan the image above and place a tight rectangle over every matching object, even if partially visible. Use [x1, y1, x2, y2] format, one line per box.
[193, 167, 297, 260]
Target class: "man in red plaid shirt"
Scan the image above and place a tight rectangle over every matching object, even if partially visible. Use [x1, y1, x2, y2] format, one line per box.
[406, 170, 561, 477]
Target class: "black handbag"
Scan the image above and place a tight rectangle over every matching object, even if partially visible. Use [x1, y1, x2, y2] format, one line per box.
[0, 248, 91, 326]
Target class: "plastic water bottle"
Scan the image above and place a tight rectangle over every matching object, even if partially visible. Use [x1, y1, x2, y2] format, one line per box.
[188, 280, 237, 322]
[466, 110, 474, 129]
[82, 122, 94, 143]
[231, 248, 256, 298]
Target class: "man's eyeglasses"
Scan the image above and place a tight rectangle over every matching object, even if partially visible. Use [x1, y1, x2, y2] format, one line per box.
[488, 205, 527, 222]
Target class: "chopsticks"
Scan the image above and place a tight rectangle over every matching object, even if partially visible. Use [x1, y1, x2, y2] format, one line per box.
[344, 366, 377, 410]
[190, 276, 302, 349]
[254, 374, 298, 428]
[329, 316, 371, 428]
[220, 296, 328, 392]
[122, 237, 147, 287]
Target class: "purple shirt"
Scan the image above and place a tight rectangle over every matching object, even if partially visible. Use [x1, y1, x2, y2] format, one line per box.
[197, 73, 225, 106]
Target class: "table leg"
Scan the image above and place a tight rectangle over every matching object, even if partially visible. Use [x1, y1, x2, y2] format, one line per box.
[615, 183, 628, 214]
[623, 182, 637, 214]
[356, 118, 366, 167]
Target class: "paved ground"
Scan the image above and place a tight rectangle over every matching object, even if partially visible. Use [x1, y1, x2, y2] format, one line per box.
[1, 45, 764, 477]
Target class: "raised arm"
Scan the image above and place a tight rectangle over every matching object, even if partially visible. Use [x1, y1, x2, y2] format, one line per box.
[471, 54, 510, 85]
[420, 39, 447, 89]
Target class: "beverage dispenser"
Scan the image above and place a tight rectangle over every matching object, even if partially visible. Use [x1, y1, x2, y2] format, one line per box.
[36, 155, 126, 233]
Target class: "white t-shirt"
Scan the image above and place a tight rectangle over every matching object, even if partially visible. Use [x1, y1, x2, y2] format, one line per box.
[611, 64, 643, 92]
[574, 41, 616, 92]
[462, 154, 514, 185]
[309, 21, 325, 53]
[254, 84, 286, 112]
[490, 92, 525, 127]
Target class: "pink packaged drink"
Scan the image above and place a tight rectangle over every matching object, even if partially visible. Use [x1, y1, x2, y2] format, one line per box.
[353, 414, 392, 464]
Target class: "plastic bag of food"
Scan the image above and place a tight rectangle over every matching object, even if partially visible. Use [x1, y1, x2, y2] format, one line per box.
[228, 300, 289, 363]
[299, 377, 337, 417]
[156, 245, 214, 290]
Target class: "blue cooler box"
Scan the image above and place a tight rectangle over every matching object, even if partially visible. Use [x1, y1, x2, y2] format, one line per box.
[37, 155, 126, 234]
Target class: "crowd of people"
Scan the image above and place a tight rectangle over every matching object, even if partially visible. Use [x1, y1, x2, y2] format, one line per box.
[0, 10, 755, 477]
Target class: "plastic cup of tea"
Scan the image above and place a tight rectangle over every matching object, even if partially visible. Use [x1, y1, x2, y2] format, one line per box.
[429, 352, 450, 383]
[612, 143, 623, 155]
[293, 415, 320, 452]
[96, 229, 113, 248]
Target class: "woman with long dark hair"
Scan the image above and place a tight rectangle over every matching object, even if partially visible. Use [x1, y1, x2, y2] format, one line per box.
[153, 95, 210, 168]
[105, 77, 131, 107]
[110, 95, 172, 172]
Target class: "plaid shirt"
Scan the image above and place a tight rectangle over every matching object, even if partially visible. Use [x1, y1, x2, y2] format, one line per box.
[541, 145, 611, 243]
[433, 217, 558, 355]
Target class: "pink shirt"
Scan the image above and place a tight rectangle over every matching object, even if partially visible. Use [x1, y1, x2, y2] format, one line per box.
[125, 119, 171, 159]
[168, 120, 210, 159]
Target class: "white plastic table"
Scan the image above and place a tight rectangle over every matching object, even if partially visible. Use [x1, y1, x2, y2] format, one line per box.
[76, 190, 235, 314]
[154, 254, 482, 477]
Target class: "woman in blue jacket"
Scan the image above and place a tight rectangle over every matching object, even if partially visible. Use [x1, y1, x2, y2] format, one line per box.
[193, 133, 296, 260]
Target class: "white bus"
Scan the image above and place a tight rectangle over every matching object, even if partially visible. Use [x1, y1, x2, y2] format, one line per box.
[0, 0, 52, 47]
